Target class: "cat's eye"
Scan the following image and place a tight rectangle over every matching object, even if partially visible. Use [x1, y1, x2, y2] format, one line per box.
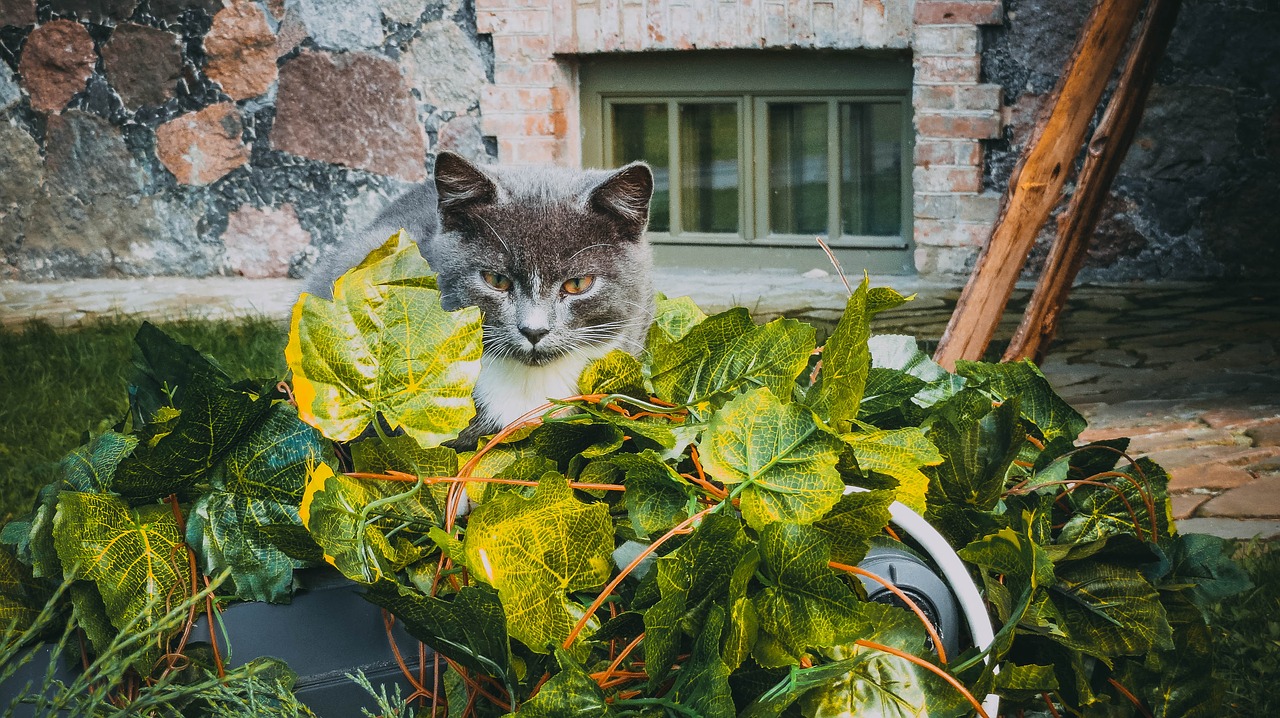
[562, 276, 595, 295]
[481, 271, 512, 291]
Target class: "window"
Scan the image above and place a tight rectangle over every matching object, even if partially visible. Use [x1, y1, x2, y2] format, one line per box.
[581, 51, 915, 272]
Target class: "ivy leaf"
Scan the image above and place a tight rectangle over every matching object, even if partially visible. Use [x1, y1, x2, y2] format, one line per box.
[0, 547, 45, 638]
[1059, 458, 1172, 545]
[665, 604, 734, 718]
[1165, 532, 1252, 612]
[647, 309, 814, 419]
[723, 547, 761, 672]
[186, 403, 329, 602]
[52, 492, 191, 668]
[924, 394, 1024, 512]
[700, 388, 844, 529]
[1048, 561, 1173, 658]
[299, 461, 438, 583]
[753, 523, 864, 667]
[364, 581, 512, 683]
[814, 489, 895, 565]
[955, 359, 1086, 442]
[59, 430, 138, 494]
[69, 582, 115, 658]
[806, 278, 872, 431]
[510, 649, 611, 717]
[843, 428, 942, 514]
[643, 513, 750, 684]
[560, 399, 678, 451]
[615, 451, 693, 539]
[650, 294, 707, 343]
[286, 232, 484, 447]
[578, 350, 646, 397]
[112, 379, 273, 500]
[463, 473, 613, 653]
[127, 321, 231, 429]
[800, 602, 967, 718]
[992, 663, 1059, 701]
[868, 334, 963, 408]
[859, 368, 928, 427]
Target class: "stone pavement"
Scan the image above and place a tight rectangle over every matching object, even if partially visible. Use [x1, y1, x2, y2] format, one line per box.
[3, 274, 1279, 539]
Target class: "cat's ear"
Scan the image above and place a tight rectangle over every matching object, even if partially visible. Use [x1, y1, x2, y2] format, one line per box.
[588, 162, 653, 236]
[435, 151, 497, 212]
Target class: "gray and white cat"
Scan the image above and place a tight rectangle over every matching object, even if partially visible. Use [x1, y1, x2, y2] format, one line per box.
[305, 151, 657, 447]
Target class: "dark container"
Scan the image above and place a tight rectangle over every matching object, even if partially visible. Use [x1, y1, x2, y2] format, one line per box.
[0, 568, 425, 717]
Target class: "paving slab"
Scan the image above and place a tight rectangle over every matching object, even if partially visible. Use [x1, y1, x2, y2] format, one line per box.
[1168, 463, 1257, 492]
[1175, 518, 1280, 540]
[1197, 476, 1280, 519]
[1171, 494, 1211, 521]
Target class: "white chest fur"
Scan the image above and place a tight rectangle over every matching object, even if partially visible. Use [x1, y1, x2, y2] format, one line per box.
[472, 344, 618, 427]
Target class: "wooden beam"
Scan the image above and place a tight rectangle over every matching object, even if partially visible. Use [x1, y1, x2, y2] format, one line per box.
[1003, 0, 1182, 364]
[932, 0, 1147, 370]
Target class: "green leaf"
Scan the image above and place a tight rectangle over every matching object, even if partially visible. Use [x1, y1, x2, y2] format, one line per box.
[866, 286, 913, 315]
[287, 232, 484, 447]
[701, 388, 844, 529]
[299, 461, 438, 583]
[186, 403, 329, 602]
[1058, 457, 1172, 545]
[127, 321, 231, 428]
[991, 663, 1059, 700]
[955, 359, 1086, 442]
[859, 368, 928, 426]
[616, 451, 693, 539]
[112, 379, 273, 500]
[814, 489, 895, 565]
[801, 602, 966, 718]
[643, 513, 750, 684]
[647, 309, 815, 418]
[723, 547, 761, 672]
[1165, 532, 1252, 612]
[69, 582, 115, 658]
[364, 581, 512, 683]
[868, 334, 963, 408]
[843, 428, 942, 514]
[807, 279, 872, 431]
[510, 649, 611, 717]
[0, 547, 44, 638]
[1048, 561, 1173, 658]
[578, 350, 646, 397]
[59, 430, 138, 493]
[52, 492, 191, 668]
[651, 294, 708, 343]
[463, 473, 613, 653]
[665, 604, 735, 718]
[924, 393, 1024, 512]
[754, 523, 863, 667]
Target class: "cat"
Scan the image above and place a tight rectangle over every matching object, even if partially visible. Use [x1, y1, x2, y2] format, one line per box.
[305, 151, 657, 448]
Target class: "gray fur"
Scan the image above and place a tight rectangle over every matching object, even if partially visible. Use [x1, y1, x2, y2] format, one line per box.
[304, 152, 656, 447]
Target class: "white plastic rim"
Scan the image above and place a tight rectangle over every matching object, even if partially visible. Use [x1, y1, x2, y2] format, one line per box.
[845, 486, 1001, 717]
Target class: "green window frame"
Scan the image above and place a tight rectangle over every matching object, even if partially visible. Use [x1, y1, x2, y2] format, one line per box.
[581, 51, 916, 273]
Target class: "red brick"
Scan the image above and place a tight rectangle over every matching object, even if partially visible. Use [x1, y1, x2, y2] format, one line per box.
[916, 111, 1001, 139]
[914, 0, 1002, 25]
[956, 192, 1001, 222]
[914, 219, 990, 247]
[913, 164, 982, 193]
[507, 136, 562, 164]
[477, 9, 551, 34]
[481, 85, 557, 112]
[913, 24, 978, 55]
[914, 84, 955, 110]
[912, 194, 956, 220]
[493, 60, 561, 87]
[956, 83, 1003, 110]
[914, 138, 956, 165]
[953, 139, 982, 166]
[492, 33, 553, 61]
[914, 55, 980, 83]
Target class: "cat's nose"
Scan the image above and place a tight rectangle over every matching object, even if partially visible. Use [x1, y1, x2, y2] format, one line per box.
[520, 326, 550, 345]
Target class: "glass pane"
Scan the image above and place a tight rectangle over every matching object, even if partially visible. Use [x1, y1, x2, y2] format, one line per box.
[611, 103, 670, 232]
[679, 103, 739, 234]
[767, 103, 829, 236]
[840, 103, 903, 237]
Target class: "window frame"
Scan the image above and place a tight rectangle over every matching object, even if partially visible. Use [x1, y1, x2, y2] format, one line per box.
[580, 50, 916, 273]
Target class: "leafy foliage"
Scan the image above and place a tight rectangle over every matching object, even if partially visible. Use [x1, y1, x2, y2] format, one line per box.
[0, 236, 1252, 717]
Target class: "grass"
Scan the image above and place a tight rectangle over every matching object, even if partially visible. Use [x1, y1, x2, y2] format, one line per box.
[1211, 541, 1280, 717]
[0, 317, 288, 523]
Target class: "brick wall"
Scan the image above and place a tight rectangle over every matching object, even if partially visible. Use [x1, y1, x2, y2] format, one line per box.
[478, 0, 1007, 275]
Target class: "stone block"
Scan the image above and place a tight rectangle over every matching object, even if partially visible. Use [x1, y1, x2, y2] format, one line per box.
[436, 113, 489, 161]
[1126, 426, 1241, 455]
[45, 110, 146, 199]
[1197, 476, 1280, 519]
[222, 204, 312, 278]
[205, 0, 278, 100]
[1168, 462, 1257, 492]
[18, 19, 96, 113]
[379, 0, 426, 24]
[292, 0, 383, 50]
[0, 63, 20, 112]
[403, 20, 490, 113]
[1200, 407, 1280, 430]
[49, 0, 139, 23]
[0, 124, 43, 212]
[0, 0, 35, 26]
[273, 50, 427, 181]
[913, 0, 1002, 25]
[1249, 424, 1280, 447]
[1170, 493, 1209, 520]
[100, 23, 184, 110]
[156, 103, 251, 185]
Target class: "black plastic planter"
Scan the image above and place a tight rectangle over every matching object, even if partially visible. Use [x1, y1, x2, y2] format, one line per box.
[0, 567, 426, 717]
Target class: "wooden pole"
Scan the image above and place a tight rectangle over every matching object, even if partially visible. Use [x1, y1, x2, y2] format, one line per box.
[932, 0, 1147, 370]
[1003, 0, 1182, 364]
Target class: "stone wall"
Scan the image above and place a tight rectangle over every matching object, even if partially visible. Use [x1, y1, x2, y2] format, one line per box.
[983, 0, 1280, 281]
[0, 0, 495, 280]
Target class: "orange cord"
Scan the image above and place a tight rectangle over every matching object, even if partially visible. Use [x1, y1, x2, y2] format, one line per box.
[854, 639, 989, 718]
[829, 562, 948, 665]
